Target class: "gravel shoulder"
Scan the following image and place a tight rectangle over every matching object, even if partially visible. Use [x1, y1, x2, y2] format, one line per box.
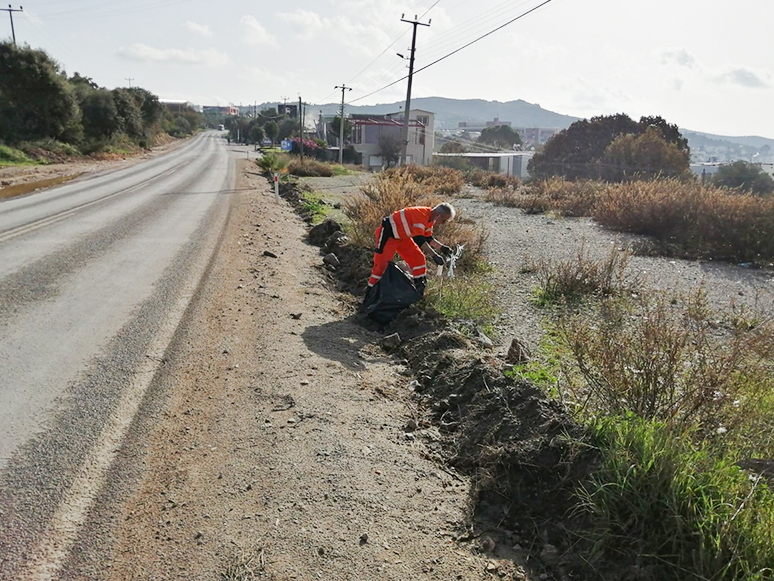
[103, 162, 518, 580]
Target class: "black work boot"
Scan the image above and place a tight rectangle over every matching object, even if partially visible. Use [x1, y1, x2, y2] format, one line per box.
[414, 276, 427, 296]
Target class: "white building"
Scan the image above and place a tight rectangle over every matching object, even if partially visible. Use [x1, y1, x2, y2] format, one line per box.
[433, 152, 535, 178]
[350, 109, 435, 169]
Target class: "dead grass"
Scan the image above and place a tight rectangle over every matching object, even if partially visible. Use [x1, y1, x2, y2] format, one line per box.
[343, 170, 487, 273]
[382, 164, 465, 197]
[527, 243, 636, 305]
[594, 179, 774, 261]
[465, 169, 520, 190]
[287, 157, 334, 177]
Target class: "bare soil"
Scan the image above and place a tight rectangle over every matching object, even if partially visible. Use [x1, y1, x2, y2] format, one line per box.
[0, 138, 186, 198]
[104, 162, 528, 580]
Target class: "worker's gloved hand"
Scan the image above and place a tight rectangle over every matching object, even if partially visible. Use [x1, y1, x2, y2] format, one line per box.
[440, 244, 453, 256]
[431, 254, 445, 266]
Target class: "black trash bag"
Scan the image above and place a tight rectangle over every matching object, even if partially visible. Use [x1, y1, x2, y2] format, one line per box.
[363, 263, 423, 325]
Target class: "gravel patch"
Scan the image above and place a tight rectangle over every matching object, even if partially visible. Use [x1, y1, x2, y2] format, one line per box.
[455, 195, 774, 351]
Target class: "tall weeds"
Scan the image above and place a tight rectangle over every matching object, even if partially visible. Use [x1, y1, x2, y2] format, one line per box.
[577, 416, 774, 580]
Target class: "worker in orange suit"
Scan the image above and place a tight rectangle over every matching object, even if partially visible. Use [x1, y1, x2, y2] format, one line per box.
[367, 203, 455, 296]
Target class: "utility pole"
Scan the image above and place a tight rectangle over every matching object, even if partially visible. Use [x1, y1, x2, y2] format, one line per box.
[298, 96, 304, 159]
[125, 77, 134, 88]
[334, 84, 352, 164]
[2, 5, 23, 45]
[400, 14, 430, 166]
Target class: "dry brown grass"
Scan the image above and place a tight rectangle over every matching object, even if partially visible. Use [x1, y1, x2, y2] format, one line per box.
[521, 178, 605, 216]
[287, 157, 334, 177]
[382, 164, 464, 197]
[593, 179, 774, 261]
[465, 169, 520, 191]
[344, 171, 486, 272]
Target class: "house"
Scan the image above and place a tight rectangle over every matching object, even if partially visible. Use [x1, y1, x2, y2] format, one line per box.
[433, 152, 535, 178]
[349, 109, 435, 169]
[202, 105, 239, 116]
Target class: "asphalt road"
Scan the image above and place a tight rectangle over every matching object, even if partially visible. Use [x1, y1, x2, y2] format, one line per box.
[0, 131, 236, 580]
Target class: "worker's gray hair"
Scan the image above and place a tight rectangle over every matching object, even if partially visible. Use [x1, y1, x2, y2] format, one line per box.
[432, 202, 456, 220]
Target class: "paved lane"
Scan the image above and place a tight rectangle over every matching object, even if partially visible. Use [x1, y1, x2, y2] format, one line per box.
[0, 131, 236, 580]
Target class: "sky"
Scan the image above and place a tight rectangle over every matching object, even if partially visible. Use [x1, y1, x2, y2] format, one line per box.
[7, 0, 774, 138]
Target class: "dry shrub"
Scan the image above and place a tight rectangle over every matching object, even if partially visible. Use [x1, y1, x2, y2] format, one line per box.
[594, 179, 774, 261]
[484, 187, 524, 207]
[287, 157, 334, 177]
[383, 164, 464, 196]
[528, 243, 635, 304]
[465, 168, 520, 190]
[557, 290, 774, 436]
[344, 171, 486, 272]
[524, 178, 605, 216]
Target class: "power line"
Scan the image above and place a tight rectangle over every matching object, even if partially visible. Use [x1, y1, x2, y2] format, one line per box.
[348, 0, 554, 105]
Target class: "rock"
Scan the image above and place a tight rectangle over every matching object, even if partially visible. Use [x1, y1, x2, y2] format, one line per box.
[359, 533, 369, 545]
[263, 250, 278, 258]
[506, 337, 531, 365]
[323, 253, 340, 267]
[540, 543, 559, 564]
[309, 219, 342, 246]
[381, 333, 401, 350]
[405, 419, 418, 432]
[290, 312, 303, 320]
[477, 332, 494, 349]
[485, 561, 498, 573]
[480, 536, 496, 553]
[324, 231, 348, 252]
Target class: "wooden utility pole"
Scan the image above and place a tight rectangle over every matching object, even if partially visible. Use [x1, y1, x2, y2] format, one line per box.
[125, 77, 134, 88]
[2, 5, 23, 45]
[400, 14, 430, 166]
[334, 84, 352, 164]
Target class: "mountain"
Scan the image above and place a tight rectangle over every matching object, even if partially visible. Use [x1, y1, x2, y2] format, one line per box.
[258, 97, 774, 155]
[311, 97, 580, 131]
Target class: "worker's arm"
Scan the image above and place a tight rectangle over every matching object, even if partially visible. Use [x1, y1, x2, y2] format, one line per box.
[427, 238, 453, 256]
[414, 236, 446, 265]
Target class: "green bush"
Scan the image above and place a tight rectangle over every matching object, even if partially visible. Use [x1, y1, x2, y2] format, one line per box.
[0, 144, 35, 165]
[577, 415, 774, 580]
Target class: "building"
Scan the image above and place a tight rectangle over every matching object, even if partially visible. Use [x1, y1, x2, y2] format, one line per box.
[514, 127, 559, 147]
[202, 105, 239, 116]
[433, 152, 535, 178]
[349, 109, 435, 169]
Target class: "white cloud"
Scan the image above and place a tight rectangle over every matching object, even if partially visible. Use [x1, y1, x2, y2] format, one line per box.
[240, 15, 276, 46]
[716, 67, 770, 89]
[278, 9, 324, 37]
[117, 44, 230, 68]
[662, 48, 697, 69]
[185, 21, 213, 37]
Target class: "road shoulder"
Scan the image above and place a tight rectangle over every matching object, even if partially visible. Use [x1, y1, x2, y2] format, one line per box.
[105, 160, 515, 580]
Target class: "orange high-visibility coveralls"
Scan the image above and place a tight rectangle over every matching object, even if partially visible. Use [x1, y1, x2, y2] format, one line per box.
[368, 206, 435, 287]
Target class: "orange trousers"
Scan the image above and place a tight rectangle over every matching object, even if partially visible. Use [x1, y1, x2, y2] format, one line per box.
[368, 226, 427, 287]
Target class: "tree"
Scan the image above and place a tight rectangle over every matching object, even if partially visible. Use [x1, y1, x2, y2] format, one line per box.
[712, 161, 774, 196]
[601, 127, 690, 181]
[528, 113, 690, 181]
[277, 118, 297, 141]
[330, 116, 352, 142]
[439, 140, 467, 154]
[81, 89, 120, 140]
[0, 42, 82, 144]
[264, 120, 278, 144]
[377, 133, 402, 167]
[249, 124, 265, 145]
[478, 125, 521, 149]
[112, 88, 144, 139]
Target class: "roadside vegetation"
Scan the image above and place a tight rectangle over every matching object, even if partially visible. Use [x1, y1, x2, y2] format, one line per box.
[269, 157, 774, 578]
[0, 42, 202, 163]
